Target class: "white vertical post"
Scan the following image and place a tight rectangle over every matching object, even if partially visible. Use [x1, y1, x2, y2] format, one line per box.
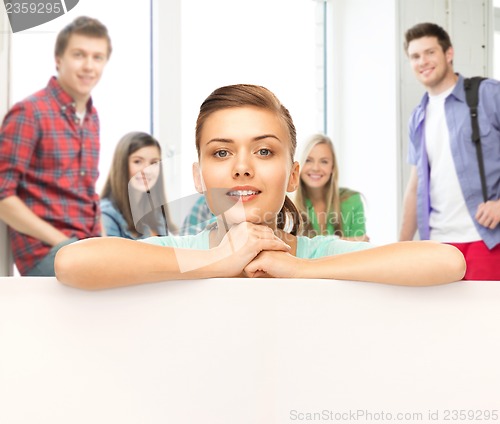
[154, 0, 182, 199]
[0, 10, 13, 276]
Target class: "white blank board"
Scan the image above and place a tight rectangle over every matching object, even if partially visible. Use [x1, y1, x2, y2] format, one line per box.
[1, 277, 500, 423]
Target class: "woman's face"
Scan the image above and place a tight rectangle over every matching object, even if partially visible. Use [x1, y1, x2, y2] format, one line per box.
[128, 145, 161, 192]
[300, 143, 334, 189]
[193, 106, 299, 229]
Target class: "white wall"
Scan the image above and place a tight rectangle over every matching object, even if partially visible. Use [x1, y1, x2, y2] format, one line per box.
[330, 0, 399, 244]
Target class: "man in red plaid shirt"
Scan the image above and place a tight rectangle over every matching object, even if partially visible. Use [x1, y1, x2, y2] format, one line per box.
[0, 16, 112, 275]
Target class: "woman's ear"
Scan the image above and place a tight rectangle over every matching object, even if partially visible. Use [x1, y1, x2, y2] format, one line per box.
[287, 161, 300, 192]
[192, 162, 204, 194]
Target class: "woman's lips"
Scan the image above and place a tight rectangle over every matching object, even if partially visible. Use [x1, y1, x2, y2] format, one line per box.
[226, 189, 261, 202]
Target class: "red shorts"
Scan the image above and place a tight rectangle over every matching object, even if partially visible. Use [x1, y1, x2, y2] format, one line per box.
[447, 241, 500, 280]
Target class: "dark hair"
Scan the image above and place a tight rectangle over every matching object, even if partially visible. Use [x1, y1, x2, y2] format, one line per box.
[195, 84, 302, 235]
[404, 22, 452, 54]
[101, 132, 176, 236]
[55, 16, 112, 58]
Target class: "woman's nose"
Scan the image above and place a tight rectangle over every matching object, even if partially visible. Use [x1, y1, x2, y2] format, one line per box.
[310, 161, 319, 170]
[233, 155, 253, 178]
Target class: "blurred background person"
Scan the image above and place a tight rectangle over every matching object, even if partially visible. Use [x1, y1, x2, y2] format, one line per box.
[294, 134, 368, 241]
[0, 16, 112, 276]
[180, 195, 215, 235]
[100, 132, 177, 239]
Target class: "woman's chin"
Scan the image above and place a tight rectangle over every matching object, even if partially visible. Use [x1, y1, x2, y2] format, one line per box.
[217, 215, 262, 228]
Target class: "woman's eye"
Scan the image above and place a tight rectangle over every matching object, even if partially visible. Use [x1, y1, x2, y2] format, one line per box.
[258, 148, 271, 156]
[214, 150, 229, 158]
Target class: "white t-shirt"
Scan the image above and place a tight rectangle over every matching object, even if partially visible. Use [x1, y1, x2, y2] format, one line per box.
[425, 86, 481, 242]
[75, 110, 86, 126]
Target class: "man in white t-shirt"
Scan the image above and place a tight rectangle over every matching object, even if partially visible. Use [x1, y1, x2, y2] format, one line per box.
[399, 22, 500, 280]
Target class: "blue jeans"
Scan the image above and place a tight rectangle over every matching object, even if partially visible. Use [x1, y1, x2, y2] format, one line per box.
[24, 237, 78, 276]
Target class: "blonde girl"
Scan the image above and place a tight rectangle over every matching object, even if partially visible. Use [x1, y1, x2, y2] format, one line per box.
[295, 134, 368, 240]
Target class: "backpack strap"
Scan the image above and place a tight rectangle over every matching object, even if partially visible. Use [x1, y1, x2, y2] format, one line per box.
[464, 76, 488, 202]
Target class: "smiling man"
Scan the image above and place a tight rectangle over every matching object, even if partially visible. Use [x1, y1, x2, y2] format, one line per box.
[399, 22, 500, 280]
[0, 16, 111, 275]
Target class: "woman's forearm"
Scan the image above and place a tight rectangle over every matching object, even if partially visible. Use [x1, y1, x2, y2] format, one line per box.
[54, 237, 221, 290]
[298, 241, 466, 286]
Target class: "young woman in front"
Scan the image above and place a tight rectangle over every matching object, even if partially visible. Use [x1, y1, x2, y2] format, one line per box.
[55, 84, 465, 289]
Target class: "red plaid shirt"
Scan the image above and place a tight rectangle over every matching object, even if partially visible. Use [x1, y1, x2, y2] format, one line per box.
[0, 77, 101, 274]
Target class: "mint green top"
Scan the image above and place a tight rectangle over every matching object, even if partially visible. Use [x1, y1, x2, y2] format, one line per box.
[142, 229, 372, 259]
[305, 189, 366, 237]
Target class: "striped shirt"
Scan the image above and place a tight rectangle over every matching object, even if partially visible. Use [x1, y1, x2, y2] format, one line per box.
[180, 195, 215, 235]
[0, 77, 102, 274]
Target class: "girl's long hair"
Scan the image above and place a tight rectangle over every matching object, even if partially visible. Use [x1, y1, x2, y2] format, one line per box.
[101, 132, 177, 236]
[195, 84, 302, 235]
[295, 134, 355, 237]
